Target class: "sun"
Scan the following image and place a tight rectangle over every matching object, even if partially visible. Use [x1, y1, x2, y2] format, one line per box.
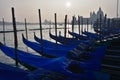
[66, 1, 71, 7]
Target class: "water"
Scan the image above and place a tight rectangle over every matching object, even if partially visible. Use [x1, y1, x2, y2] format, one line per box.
[0, 24, 94, 66]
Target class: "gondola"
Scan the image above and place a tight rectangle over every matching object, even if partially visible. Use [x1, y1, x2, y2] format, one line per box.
[0, 42, 97, 80]
[22, 34, 72, 57]
[23, 34, 101, 59]
[68, 30, 89, 40]
[0, 60, 70, 80]
[82, 31, 119, 40]
[94, 27, 120, 35]
[49, 32, 92, 46]
[82, 31, 101, 40]
[0, 62, 30, 80]
[34, 32, 76, 49]
[0, 41, 107, 70]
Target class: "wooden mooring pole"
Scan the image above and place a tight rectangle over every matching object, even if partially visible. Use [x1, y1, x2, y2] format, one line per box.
[54, 13, 58, 47]
[11, 7, 18, 67]
[81, 17, 83, 34]
[2, 18, 6, 45]
[38, 9, 44, 53]
[72, 16, 74, 33]
[24, 18, 28, 52]
[78, 16, 80, 35]
[64, 15, 67, 38]
[99, 14, 102, 42]
[87, 18, 89, 32]
[64, 15, 67, 44]
[25, 18, 28, 39]
[38, 9, 43, 41]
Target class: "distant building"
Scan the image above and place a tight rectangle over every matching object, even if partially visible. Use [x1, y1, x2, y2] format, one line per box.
[43, 7, 105, 25]
[90, 7, 104, 23]
[71, 7, 105, 25]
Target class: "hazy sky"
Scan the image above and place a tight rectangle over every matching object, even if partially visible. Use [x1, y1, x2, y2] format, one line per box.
[0, 0, 119, 22]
